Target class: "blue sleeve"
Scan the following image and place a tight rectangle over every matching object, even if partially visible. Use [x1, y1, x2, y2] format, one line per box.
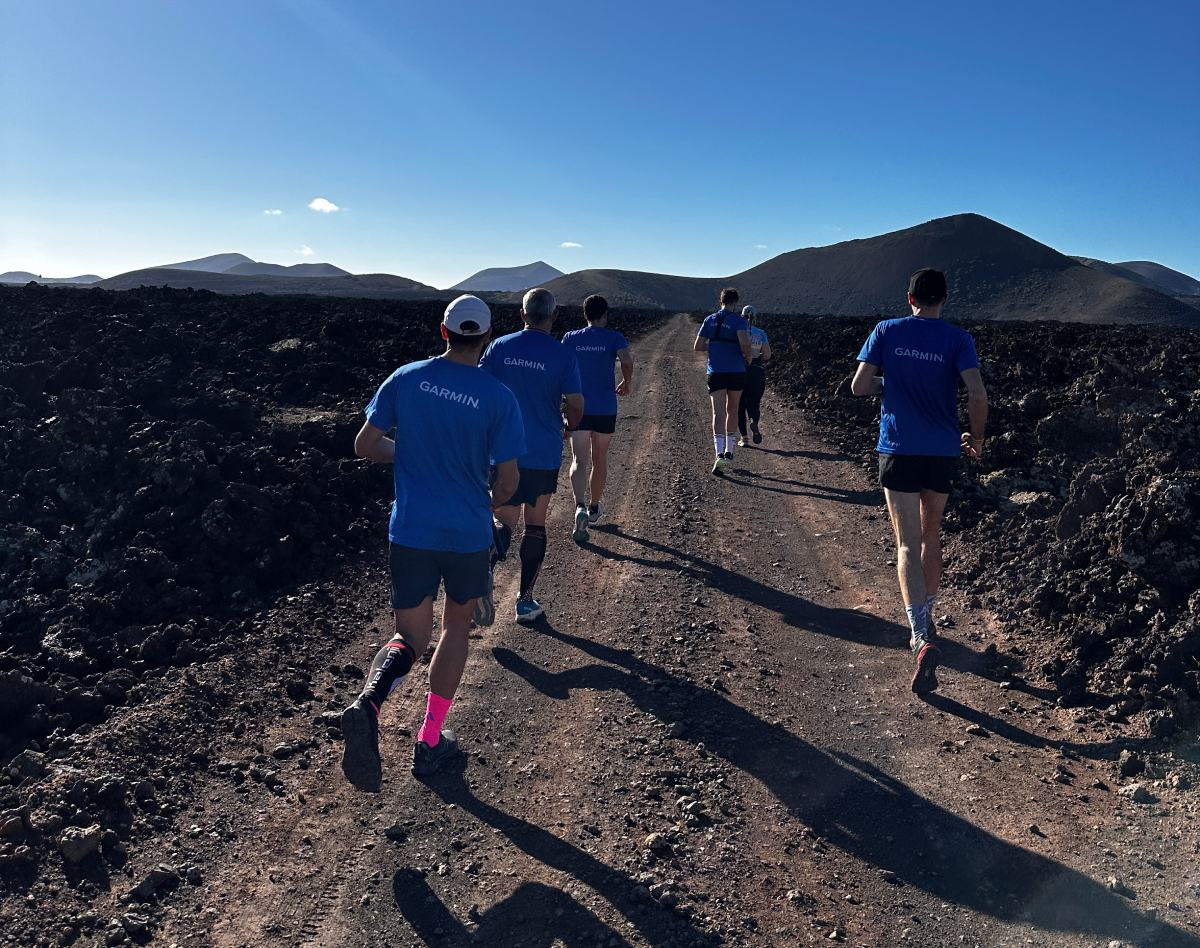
[490, 389, 526, 464]
[956, 332, 979, 373]
[615, 332, 629, 351]
[561, 350, 582, 396]
[698, 315, 714, 339]
[857, 324, 884, 365]
[364, 373, 399, 431]
[759, 329, 769, 345]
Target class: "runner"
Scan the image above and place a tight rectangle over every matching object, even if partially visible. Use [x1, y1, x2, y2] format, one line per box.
[694, 287, 752, 476]
[850, 268, 988, 694]
[562, 294, 634, 542]
[736, 305, 773, 447]
[478, 287, 584, 625]
[340, 295, 525, 791]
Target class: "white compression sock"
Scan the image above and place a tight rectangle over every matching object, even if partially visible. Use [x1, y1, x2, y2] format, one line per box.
[714, 435, 725, 457]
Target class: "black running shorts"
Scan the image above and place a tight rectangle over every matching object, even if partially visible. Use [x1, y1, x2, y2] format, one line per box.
[878, 453, 958, 495]
[499, 466, 559, 508]
[389, 543, 490, 609]
[707, 371, 746, 393]
[575, 414, 616, 434]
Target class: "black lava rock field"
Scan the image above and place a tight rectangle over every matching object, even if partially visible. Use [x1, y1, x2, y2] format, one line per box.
[762, 313, 1200, 727]
[0, 285, 669, 887]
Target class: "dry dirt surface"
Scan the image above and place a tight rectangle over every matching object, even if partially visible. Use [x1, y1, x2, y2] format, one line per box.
[3, 304, 1200, 947]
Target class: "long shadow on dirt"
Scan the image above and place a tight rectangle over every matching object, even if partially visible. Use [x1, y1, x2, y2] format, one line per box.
[722, 469, 883, 506]
[590, 525, 987, 680]
[495, 626, 1198, 947]
[393, 758, 711, 947]
[393, 871, 635, 947]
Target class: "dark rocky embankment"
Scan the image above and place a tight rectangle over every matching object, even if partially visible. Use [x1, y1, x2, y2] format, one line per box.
[762, 313, 1200, 726]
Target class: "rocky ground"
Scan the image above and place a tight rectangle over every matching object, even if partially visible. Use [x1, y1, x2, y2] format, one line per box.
[1, 294, 1198, 947]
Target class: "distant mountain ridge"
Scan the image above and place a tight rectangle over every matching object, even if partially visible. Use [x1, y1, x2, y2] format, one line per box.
[452, 261, 564, 293]
[0, 271, 102, 284]
[97, 267, 440, 299]
[156, 252, 349, 278]
[537, 214, 1198, 326]
[1113, 261, 1200, 298]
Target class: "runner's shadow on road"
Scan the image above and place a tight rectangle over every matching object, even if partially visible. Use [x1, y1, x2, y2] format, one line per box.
[756, 447, 849, 463]
[396, 763, 706, 947]
[592, 525, 991, 681]
[393, 871, 634, 948]
[723, 469, 883, 506]
[922, 691, 1149, 763]
[494, 626, 1199, 948]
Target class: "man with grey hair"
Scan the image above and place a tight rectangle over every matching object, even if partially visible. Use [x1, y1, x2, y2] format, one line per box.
[479, 288, 584, 625]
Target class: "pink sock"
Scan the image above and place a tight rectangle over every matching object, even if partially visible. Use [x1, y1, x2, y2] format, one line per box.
[417, 692, 453, 747]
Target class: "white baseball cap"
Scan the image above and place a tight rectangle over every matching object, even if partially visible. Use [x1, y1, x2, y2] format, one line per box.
[742, 305, 757, 317]
[443, 294, 492, 336]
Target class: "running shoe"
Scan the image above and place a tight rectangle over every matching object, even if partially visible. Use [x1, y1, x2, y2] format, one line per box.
[711, 456, 727, 476]
[340, 698, 382, 792]
[412, 730, 459, 778]
[737, 436, 747, 448]
[572, 505, 590, 544]
[587, 502, 603, 525]
[473, 564, 496, 627]
[910, 639, 941, 695]
[515, 596, 545, 624]
[751, 421, 762, 444]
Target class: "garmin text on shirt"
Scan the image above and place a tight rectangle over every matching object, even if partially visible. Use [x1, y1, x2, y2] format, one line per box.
[893, 348, 945, 363]
[419, 380, 481, 408]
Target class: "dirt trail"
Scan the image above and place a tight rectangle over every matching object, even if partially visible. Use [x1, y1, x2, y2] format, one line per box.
[159, 316, 1198, 947]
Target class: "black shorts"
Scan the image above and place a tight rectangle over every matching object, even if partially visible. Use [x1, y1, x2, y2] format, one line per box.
[707, 371, 746, 393]
[500, 466, 559, 508]
[575, 414, 616, 435]
[389, 543, 490, 609]
[878, 454, 958, 495]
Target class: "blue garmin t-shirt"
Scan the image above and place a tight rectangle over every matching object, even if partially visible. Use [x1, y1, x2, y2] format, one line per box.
[365, 357, 525, 553]
[698, 310, 750, 374]
[561, 325, 629, 417]
[857, 316, 980, 457]
[749, 326, 769, 362]
[480, 329, 582, 470]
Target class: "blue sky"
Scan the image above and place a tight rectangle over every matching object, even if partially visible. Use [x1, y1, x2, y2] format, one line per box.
[2, 0, 1197, 287]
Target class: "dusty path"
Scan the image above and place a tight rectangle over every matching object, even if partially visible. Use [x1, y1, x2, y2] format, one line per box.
[155, 316, 1199, 948]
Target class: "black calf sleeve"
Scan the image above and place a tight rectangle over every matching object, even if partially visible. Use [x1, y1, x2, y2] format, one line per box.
[519, 525, 547, 598]
[359, 638, 416, 711]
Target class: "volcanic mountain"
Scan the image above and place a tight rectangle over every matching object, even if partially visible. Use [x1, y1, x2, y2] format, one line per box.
[1112, 260, 1200, 298]
[540, 214, 1198, 325]
[451, 261, 564, 293]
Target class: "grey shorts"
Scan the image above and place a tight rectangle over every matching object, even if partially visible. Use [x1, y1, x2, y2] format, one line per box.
[389, 543, 490, 609]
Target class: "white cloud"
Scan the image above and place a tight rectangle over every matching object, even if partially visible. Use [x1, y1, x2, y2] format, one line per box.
[264, 208, 283, 216]
[308, 197, 340, 213]
[754, 244, 768, 250]
[296, 245, 315, 257]
[560, 241, 582, 249]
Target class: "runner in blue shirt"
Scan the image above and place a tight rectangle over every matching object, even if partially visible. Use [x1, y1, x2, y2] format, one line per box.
[480, 287, 584, 625]
[340, 295, 525, 790]
[736, 305, 773, 447]
[561, 294, 634, 541]
[694, 287, 753, 475]
[850, 268, 988, 695]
